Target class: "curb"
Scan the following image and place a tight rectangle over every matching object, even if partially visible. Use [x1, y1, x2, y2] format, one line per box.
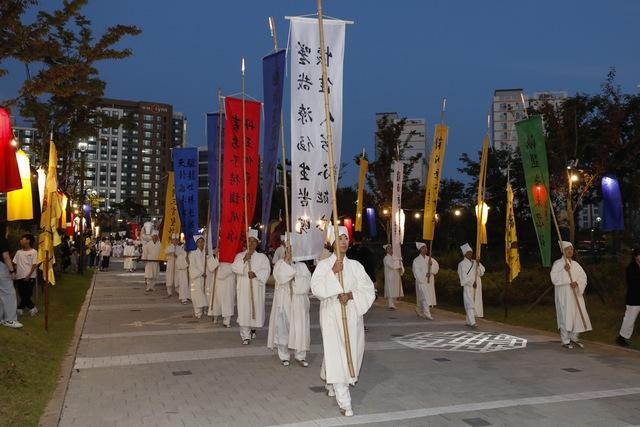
[39, 271, 97, 427]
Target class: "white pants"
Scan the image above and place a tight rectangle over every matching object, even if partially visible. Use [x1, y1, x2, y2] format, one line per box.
[277, 345, 306, 362]
[416, 284, 431, 317]
[387, 297, 396, 308]
[145, 278, 156, 291]
[619, 305, 640, 339]
[214, 315, 232, 327]
[240, 326, 255, 341]
[560, 328, 580, 345]
[463, 286, 476, 326]
[326, 383, 351, 410]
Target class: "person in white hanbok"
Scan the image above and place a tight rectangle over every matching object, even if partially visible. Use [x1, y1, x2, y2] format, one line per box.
[188, 235, 218, 318]
[412, 242, 439, 319]
[457, 243, 484, 328]
[143, 231, 161, 292]
[174, 241, 190, 304]
[268, 244, 311, 366]
[272, 235, 286, 266]
[383, 244, 404, 310]
[164, 234, 179, 297]
[123, 239, 136, 272]
[232, 229, 270, 344]
[311, 226, 375, 418]
[208, 259, 235, 327]
[550, 241, 592, 348]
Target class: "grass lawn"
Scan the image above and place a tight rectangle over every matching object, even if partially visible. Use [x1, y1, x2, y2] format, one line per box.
[0, 271, 93, 427]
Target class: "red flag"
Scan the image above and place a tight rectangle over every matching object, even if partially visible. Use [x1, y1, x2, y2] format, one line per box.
[219, 97, 261, 263]
[0, 108, 22, 192]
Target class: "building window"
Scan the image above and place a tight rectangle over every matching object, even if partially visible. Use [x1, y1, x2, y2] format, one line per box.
[143, 114, 153, 121]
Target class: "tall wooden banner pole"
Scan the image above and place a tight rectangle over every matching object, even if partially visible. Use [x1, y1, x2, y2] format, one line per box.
[269, 17, 293, 299]
[241, 58, 256, 320]
[44, 250, 50, 331]
[317, 0, 355, 378]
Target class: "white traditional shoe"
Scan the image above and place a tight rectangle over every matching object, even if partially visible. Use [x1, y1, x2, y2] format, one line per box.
[570, 340, 584, 349]
[250, 330, 257, 339]
[212, 316, 219, 324]
[281, 360, 290, 366]
[562, 343, 574, 349]
[326, 388, 335, 397]
[340, 408, 354, 417]
[425, 314, 433, 320]
[296, 359, 309, 367]
[242, 339, 250, 345]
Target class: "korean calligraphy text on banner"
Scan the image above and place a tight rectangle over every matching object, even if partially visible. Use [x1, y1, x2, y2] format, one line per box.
[173, 148, 199, 252]
[515, 115, 551, 267]
[391, 160, 403, 261]
[505, 183, 521, 281]
[206, 112, 224, 249]
[290, 16, 346, 261]
[218, 97, 261, 263]
[422, 124, 448, 240]
[159, 171, 181, 260]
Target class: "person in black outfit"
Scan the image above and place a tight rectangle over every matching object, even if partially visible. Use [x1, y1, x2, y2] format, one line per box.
[346, 232, 377, 286]
[617, 248, 640, 347]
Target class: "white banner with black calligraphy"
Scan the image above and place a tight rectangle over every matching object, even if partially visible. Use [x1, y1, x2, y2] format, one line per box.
[290, 17, 345, 261]
[391, 160, 404, 260]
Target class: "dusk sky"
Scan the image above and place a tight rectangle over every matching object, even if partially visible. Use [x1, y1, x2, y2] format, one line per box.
[2, 0, 639, 186]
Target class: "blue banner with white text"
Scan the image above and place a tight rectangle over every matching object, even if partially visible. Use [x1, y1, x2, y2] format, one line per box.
[173, 147, 199, 251]
[207, 112, 224, 248]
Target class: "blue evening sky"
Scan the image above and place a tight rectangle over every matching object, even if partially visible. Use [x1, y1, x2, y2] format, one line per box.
[2, 0, 639, 187]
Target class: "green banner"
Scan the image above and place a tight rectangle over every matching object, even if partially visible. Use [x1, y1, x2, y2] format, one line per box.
[515, 116, 551, 267]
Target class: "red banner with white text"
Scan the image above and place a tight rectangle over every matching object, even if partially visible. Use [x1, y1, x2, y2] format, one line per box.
[219, 97, 261, 263]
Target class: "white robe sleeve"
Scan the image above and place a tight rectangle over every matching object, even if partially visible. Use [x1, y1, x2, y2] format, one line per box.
[573, 262, 588, 295]
[206, 255, 219, 273]
[231, 252, 246, 275]
[252, 253, 271, 285]
[550, 259, 570, 287]
[311, 256, 343, 300]
[430, 258, 440, 276]
[165, 245, 175, 255]
[293, 263, 311, 295]
[349, 260, 376, 317]
[477, 262, 485, 277]
[273, 259, 295, 284]
[458, 260, 475, 287]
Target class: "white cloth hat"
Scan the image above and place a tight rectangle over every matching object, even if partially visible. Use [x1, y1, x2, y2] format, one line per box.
[247, 228, 260, 242]
[460, 243, 473, 255]
[280, 234, 286, 242]
[193, 234, 205, 243]
[383, 244, 391, 251]
[416, 242, 426, 251]
[151, 230, 159, 236]
[327, 225, 348, 245]
[560, 241, 573, 250]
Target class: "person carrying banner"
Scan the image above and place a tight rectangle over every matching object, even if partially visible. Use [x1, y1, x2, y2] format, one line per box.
[123, 239, 136, 272]
[164, 234, 179, 297]
[232, 229, 270, 344]
[208, 259, 235, 327]
[550, 241, 592, 349]
[268, 243, 311, 366]
[412, 242, 438, 319]
[311, 226, 375, 417]
[143, 231, 161, 292]
[457, 243, 484, 328]
[383, 244, 404, 310]
[174, 238, 190, 304]
[272, 235, 286, 266]
[188, 235, 217, 319]
[617, 248, 640, 347]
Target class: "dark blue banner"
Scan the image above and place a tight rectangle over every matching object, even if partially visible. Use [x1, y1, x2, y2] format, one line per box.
[206, 112, 224, 248]
[173, 147, 199, 251]
[260, 49, 286, 250]
[601, 174, 624, 231]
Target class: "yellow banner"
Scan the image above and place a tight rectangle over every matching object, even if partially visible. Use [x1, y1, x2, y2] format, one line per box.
[422, 124, 448, 240]
[354, 158, 368, 232]
[475, 135, 490, 256]
[38, 141, 62, 285]
[506, 183, 521, 281]
[159, 172, 181, 260]
[7, 150, 33, 221]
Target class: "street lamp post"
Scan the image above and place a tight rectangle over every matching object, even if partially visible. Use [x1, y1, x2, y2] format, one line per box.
[77, 141, 88, 274]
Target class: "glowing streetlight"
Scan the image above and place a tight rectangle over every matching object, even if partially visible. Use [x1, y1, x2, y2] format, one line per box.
[414, 212, 421, 219]
[454, 209, 462, 217]
[570, 174, 579, 183]
[382, 208, 389, 216]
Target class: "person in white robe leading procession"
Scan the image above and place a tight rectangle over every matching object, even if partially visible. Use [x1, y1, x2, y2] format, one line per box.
[232, 229, 270, 345]
[550, 241, 592, 349]
[311, 226, 375, 417]
[268, 240, 311, 367]
[188, 235, 219, 319]
[383, 244, 404, 310]
[164, 234, 179, 298]
[457, 243, 484, 328]
[143, 231, 161, 292]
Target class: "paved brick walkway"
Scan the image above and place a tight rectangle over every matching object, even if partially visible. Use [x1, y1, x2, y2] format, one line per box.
[58, 260, 640, 427]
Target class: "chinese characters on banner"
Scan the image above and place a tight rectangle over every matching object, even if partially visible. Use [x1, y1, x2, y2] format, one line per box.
[290, 17, 346, 261]
[476, 135, 490, 251]
[218, 97, 261, 263]
[159, 171, 181, 260]
[206, 111, 224, 249]
[515, 116, 551, 267]
[355, 157, 368, 232]
[391, 160, 404, 261]
[173, 148, 199, 252]
[422, 124, 448, 240]
[260, 49, 286, 251]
